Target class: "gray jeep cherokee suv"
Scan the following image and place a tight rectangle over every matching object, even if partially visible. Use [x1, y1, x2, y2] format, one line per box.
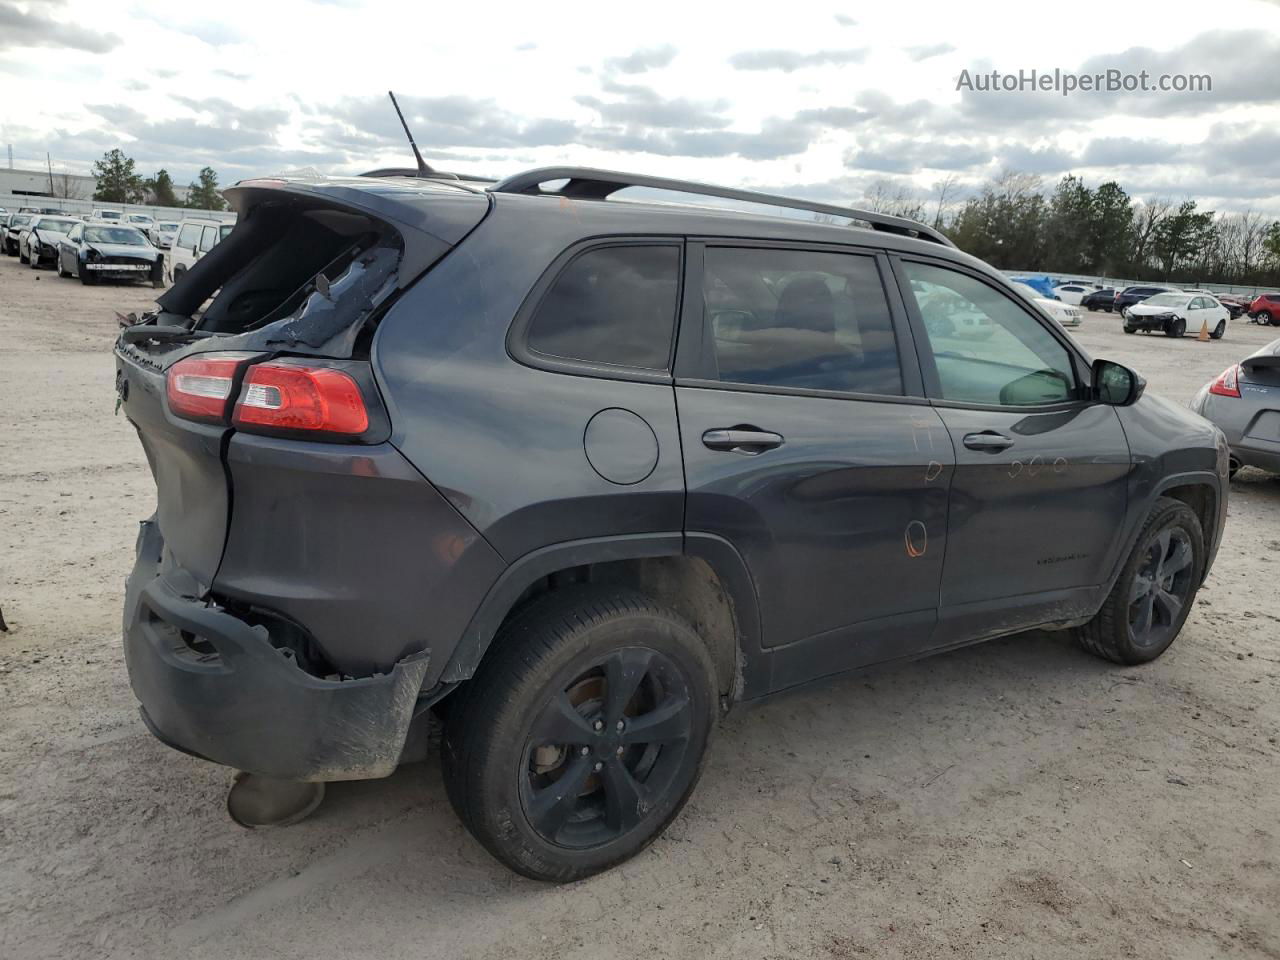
[116, 167, 1228, 881]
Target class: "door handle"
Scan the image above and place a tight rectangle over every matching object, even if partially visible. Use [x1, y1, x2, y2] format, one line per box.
[963, 431, 1015, 452]
[702, 427, 784, 455]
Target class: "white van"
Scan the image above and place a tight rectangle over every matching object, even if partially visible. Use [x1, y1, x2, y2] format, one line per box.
[168, 217, 234, 280]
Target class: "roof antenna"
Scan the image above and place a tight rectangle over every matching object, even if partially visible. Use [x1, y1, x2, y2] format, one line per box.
[387, 90, 439, 179]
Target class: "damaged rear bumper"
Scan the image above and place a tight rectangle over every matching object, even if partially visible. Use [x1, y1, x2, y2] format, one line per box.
[124, 519, 430, 782]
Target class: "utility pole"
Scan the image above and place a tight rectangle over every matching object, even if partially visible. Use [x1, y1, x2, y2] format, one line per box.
[6, 144, 13, 170]
[47, 152, 55, 196]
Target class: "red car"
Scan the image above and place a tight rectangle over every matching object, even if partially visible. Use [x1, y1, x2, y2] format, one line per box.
[1249, 293, 1280, 325]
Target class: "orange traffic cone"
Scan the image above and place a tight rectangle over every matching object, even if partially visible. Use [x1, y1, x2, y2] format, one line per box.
[1198, 319, 1210, 342]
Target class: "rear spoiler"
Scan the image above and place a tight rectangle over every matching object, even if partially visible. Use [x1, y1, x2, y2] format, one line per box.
[156, 178, 490, 318]
[1241, 338, 1280, 372]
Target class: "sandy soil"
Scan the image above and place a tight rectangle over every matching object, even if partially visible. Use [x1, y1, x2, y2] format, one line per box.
[1, 254, 1278, 960]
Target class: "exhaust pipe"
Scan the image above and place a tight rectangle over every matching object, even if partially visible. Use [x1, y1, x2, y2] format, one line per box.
[226, 772, 325, 828]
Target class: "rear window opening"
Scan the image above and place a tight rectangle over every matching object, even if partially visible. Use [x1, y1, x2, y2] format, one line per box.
[155, 201, 404, 357]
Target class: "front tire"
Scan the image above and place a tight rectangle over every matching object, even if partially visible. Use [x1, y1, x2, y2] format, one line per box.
[1073, 497, 1204, 665]
[18, 246, 28, 264]
[1123, 325, 1137, 334]
[442, 586, 717, 882]
[1166, 317, 1186, 338]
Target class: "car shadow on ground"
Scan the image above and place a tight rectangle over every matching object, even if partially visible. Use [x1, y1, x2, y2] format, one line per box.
[305, 625, 1126, 866]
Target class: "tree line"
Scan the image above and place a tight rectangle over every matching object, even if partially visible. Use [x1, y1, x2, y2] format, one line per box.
[862, 172, 1280, 289]
[90, 148, 228, 211]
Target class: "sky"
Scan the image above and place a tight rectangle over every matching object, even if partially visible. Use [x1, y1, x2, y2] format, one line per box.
[2, 0, 1279, 215]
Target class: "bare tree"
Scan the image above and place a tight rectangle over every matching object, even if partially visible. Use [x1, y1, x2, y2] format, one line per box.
[930, 174, 961, 230]
[52, 174, 89, 201]
[1131, 198, 1172, 272]
[862, 178, 926, 221]
[1238, 208, 1268, 281]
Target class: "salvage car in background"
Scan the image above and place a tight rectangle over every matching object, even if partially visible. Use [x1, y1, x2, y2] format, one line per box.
[151, 220, 181, 249]
[1114, 284, 1180, 313]
[57, 222, 164, 286]
[1210, 293, 1250, 319]
[1124, 291, 1229, 338]
[1192, 337, 1280, 477]
[1082, 287, 1117, 312]
[1052, 282, 1102, 305]
[17, 215, 81, 269]
[3, 213, 34, 256]
[124, 213, 157, 237]
[1011, 280, 1083, 327]
[168, 216, 234, 280]
[1249, 293, 1280, 325]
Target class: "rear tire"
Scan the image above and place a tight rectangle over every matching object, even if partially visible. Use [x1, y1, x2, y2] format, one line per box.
[1211, 320, 1226, 340]
[1073, 497, 1204, 665]
[442, 586, 717, 882]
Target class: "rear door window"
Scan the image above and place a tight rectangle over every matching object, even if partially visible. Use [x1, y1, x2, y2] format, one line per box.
[525, 244, 680, 371]
[697, 246, 904, 396]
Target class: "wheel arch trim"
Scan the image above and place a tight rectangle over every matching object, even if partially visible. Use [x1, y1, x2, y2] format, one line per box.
[1109, 470, 1223, 592]
[439, 531, 763, 696]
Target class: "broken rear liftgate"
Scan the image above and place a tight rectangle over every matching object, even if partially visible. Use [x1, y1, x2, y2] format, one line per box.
[116, 177, 492, 786]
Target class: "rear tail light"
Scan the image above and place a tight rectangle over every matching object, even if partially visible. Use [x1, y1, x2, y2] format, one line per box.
[1208, 364, 1241, 398]
[232, 362, 369, 435]
[166, 354, 246, 422]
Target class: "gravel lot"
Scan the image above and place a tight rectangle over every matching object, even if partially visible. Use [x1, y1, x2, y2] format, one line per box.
[2, 254, 1278, 960]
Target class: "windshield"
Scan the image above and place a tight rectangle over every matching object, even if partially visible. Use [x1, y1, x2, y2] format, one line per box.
[84, 226, 148, 245]
[220, 223, 234, 240]
[127, 215, 153, 224]
[10, 215, 33, 227]
[158, 222, 180, 231]
[1143, 293, 1189, 307]
[34, 218, 79, 233]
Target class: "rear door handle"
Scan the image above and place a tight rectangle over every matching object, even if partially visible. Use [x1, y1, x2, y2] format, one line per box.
[962, 431, 1015, 452]
[702, 428, 784, 455]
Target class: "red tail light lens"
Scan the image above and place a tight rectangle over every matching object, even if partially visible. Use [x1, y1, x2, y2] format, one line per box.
[233, 362, 369, 435]
[1208, 364, 1241, 398]
[166, 354, 245, 422]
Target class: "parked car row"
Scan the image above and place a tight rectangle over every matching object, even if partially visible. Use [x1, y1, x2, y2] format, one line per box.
[3, 210, 234, 283]
[1, 206, 232, 250]
[1077, 282, 1277, 327]
[5, 214, 165, 286]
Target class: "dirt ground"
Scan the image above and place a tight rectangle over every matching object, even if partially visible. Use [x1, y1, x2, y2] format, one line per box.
[1, 253, 1278, 960]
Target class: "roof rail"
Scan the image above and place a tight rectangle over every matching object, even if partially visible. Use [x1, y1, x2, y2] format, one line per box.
[489, 166, 954, 247]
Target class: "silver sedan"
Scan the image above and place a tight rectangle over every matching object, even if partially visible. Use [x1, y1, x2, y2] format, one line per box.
[1191, 336, 1280, 476]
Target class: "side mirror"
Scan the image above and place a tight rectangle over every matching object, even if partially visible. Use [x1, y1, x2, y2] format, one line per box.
[1093, 359, 1145, 406]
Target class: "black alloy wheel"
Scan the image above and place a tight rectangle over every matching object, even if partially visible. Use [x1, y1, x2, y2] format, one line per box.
[519, 646, 694, 849]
